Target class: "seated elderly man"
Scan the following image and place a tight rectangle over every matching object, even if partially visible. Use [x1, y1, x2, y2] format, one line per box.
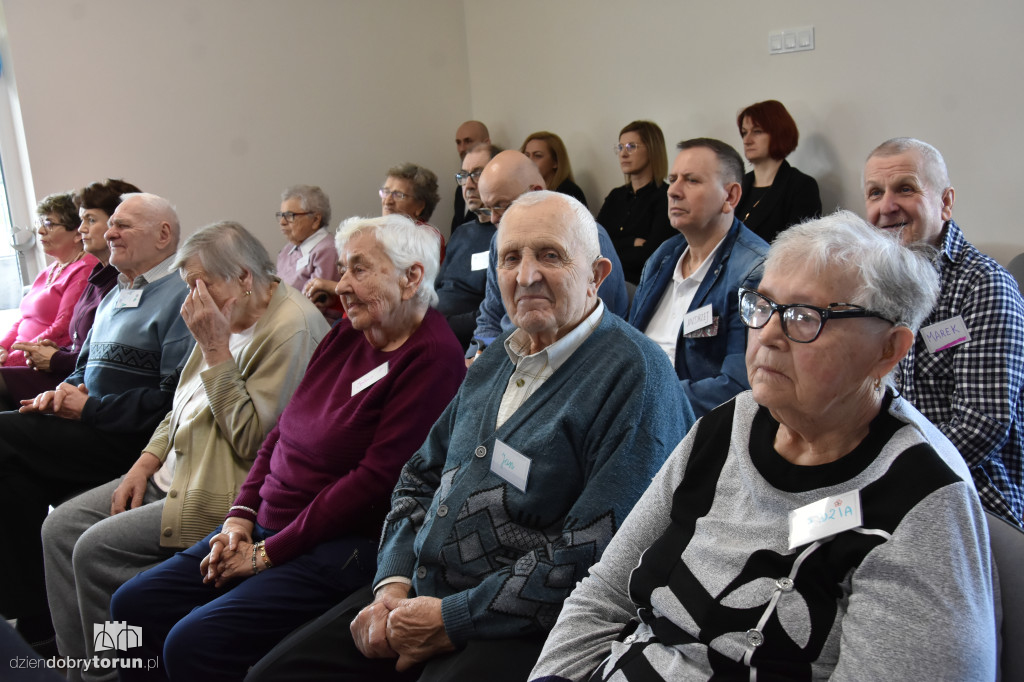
[531, 211, 995, 681]
[246, 191, 694, 682]
[466, 151, 629, 360]
[863, 137, 1024, 527]
[435, 142, 502, 349]
[0, 193, 194, 653]
[628, 138, 769, 418]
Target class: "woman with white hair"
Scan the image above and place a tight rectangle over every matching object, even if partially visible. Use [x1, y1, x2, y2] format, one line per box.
[110, 214, 467, 682]
[530, 211, 996, 681]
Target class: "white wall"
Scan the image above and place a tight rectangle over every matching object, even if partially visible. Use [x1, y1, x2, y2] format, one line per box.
[4, 0, 1023, 269]
[465, 0, 1024, 264]
[2, 0, 471, 270]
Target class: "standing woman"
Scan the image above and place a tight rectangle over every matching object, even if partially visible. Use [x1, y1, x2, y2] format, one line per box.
[735, 99, 822, 244]
[0, 180, 138, 409]
[597, 121, 676, 285]
[520, 131, 588, 207]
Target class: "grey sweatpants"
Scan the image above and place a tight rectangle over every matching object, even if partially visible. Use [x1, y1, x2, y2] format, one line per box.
[41, 476, 170, 682]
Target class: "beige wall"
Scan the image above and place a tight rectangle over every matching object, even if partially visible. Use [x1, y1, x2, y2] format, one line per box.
[2, 0, 471, 270]
[4, 0, 1023, 270]
[465, 0, 1024, 264]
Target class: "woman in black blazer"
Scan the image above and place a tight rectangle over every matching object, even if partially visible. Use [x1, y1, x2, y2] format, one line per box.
[735, 100, 822, 244]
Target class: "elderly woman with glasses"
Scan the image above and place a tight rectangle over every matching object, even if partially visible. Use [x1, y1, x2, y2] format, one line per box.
[597, 121, 677, 284]
[274, 185, 340, 319]
[110, 214, 466, 681]
[0, 193, 98, 372]
[530, 211, 996, 681]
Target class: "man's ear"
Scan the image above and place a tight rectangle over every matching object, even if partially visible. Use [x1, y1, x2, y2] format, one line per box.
[590, 257, 613, 296]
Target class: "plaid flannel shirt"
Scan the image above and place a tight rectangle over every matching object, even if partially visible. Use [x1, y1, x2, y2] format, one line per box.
[896, 220, 1024, 526]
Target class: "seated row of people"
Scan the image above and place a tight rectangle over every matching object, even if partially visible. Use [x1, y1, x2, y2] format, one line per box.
[2, 132, 1017, 680]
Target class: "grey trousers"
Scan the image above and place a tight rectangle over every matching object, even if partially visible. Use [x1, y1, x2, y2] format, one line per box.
[41, 476, 170, 682]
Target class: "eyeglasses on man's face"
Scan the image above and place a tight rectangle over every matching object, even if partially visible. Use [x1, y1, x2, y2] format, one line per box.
[275, 211, 313, 223]
[379, 188, 412, 201]
[738, 287, 894, 343]
[474, 201, 513, 220]
[455, 170, 483, 186]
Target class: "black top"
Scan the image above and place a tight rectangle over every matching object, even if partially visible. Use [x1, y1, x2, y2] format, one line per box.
[597, 181, 675, 284]
[554, 178, 588, 208]
[735, 159, 822, 244]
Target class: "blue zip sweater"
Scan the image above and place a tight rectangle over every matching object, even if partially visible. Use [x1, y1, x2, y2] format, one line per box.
[375, 312, 695, 646]
[628, 217, 768, 417]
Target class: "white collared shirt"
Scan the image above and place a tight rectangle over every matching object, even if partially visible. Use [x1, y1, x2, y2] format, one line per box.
[117, 254, 178, 290]
[644, 239, 724, 366]
[288, 227, 329, 261]
[496, 300, 605, 429]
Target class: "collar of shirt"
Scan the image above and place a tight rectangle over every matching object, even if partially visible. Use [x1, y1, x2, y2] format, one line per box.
[504, 299, 605, 372]
[118, 254, 178, 290]
[673, 237, 724, 286]
[289, 227, 329, 257]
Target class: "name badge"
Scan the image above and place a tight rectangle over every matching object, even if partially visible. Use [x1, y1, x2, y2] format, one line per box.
[352, 361, 388, 396]
[683, 304, 713, 335]
[490, 438, 531, 492]
[296, 254, 310, 269]
[788, 489, 862, 549]
[471, 251, 489, 271]
[920, 315, 971, 353]
[115, 289, 143, 309]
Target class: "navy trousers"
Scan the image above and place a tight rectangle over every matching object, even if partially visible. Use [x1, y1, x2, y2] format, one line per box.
[109, 527, 377, 682]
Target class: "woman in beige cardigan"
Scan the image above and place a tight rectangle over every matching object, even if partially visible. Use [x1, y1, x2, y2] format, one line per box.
[40, 221, 329, 680]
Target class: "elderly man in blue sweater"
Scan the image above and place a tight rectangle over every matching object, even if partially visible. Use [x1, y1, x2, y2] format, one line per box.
[246, 191, 694, 682]
[0, 193, 194, 654]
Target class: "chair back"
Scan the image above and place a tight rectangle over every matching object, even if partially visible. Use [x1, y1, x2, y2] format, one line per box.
[987, 510, 1024, 680]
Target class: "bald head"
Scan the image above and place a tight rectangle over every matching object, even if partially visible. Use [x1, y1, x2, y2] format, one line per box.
[106, 193, 181, 280]
[478, 151, 545, 225]
[456, 120, 490, 159]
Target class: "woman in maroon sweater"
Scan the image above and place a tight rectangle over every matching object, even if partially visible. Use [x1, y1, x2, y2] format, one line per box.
[110, 214, 467, 681]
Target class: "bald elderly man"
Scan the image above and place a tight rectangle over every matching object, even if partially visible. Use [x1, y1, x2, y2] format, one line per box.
[864, 137, 1024, 527]
[0, 193, 194, 652]
[246, 191, 692, 682]
[451, 120, 491, 232]
[466, 151, 629, 360]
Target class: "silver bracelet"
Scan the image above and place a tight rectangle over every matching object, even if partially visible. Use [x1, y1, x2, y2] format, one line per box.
[229, 505, 257, 516]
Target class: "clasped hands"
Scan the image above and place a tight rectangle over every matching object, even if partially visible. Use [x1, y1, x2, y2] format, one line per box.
[18, 381, 89, 419]
[10, 339, 59, 371]
[199, 518, 257, 588]
[350, 583, 455, 672]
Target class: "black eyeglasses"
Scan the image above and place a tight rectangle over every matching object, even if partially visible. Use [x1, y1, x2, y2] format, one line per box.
[738, 287, 894, 343]
[475, 202, 512, 219]
[35, 219, 66, 233]
[455, 170, 483, 186]
[275, 211, 313, 223]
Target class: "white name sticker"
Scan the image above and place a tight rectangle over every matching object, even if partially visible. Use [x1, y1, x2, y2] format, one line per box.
[296, 254, 310, 269]
[115, 289, 143, 309]
[920, 315, 971, 353]
[471, 251, 489, 271]
[788, 489, 863, 549]
[682, 304, 713, 335]
[352, 361, 389, 396]
[490, 438, 531, 492]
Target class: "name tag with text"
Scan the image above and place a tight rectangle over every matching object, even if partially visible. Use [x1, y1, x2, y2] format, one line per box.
[491, 438, 531, 492]
[471, 251, 489, 271]
[116, 290, 143, 309]
[920, 315, 970, 353]
[683, 305, 714, 336]
[788, 489, 863, 549]
[352, 362, 389, 396]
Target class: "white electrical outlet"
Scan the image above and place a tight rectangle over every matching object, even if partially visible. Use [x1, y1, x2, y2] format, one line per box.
[769, 26, 814, 55]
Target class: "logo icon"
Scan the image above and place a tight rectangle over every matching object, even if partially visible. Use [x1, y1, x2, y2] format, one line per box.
[93, 621, 142, 652]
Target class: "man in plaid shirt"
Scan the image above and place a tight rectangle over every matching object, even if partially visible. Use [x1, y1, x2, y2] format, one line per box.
[863, 137, 1024, 526]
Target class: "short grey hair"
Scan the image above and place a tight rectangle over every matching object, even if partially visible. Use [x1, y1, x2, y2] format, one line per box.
[335, 214, 439, 307]
[767, 210, 939, 334]
[865, 137, 951, 193]
[385, 163, 440, 221]
[501, 190, 600, 264]
[281, 185, 332, 230]
[174, 221, 276, 290]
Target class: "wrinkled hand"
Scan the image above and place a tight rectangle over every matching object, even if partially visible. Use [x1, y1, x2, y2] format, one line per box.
[12, 340, 58, 371]
[302, 278, 340, 311]
[181, 279, 234, 365]
[351, 583, 409, 660]
[111, 452, 162, 514]
[19, 382, 88, 419]
[200, 519, 255, 587]
[383, 595, 455, 671]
